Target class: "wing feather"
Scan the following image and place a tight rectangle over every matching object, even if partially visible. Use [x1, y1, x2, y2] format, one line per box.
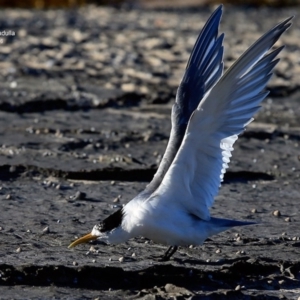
[141, 6, 224, 197]
[152, 17, 292, 221]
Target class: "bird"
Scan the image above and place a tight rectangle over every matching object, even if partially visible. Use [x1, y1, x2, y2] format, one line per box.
[68, 6, 292, 261]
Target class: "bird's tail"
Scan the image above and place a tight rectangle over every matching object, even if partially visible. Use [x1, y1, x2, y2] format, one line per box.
[209, 217, 256, 229]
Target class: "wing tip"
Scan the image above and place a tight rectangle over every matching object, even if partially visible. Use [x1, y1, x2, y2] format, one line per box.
[274, 15, 293, 35]
[186, 4, 223, 69]
[212, 4, 223, 15]
[281, 15, 294, 26]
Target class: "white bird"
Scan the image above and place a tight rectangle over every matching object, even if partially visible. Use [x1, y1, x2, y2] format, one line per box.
[69, 6, 292, 261]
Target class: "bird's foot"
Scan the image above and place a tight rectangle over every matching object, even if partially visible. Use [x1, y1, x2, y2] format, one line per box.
[157, 245, 178, 261]
[158, 255, 170, 262]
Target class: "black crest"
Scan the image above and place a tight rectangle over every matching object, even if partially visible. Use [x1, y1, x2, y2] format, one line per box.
[99, 208, 124, 232]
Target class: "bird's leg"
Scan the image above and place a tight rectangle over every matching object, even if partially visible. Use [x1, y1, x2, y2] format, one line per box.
[159, 246, 178, 261]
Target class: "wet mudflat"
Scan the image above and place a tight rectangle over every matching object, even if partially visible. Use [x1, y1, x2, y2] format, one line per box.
[0, 4, 299, 300]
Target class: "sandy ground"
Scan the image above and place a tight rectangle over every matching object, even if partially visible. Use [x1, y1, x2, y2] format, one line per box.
[0, 4, 299, 299]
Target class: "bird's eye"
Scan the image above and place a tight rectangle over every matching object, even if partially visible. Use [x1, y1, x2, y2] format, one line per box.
[98, 222, 106, 232]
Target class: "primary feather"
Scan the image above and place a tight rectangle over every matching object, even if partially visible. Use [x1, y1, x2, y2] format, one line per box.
[142, 5, 224, 197]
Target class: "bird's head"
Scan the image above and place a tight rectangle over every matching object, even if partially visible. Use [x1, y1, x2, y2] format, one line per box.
[68, 208, 125, 248]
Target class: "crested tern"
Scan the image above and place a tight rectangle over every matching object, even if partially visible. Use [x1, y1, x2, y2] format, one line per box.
[69, 6, 292, 261]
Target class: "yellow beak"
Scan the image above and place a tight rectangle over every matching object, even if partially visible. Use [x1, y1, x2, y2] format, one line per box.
[68, 233, 98, 248]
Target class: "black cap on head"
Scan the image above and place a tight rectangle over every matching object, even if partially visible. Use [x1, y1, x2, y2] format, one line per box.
[98, 208, 124, 232]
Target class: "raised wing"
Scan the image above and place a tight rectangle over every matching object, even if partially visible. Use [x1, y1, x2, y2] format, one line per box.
[152, 17, 292, 221]
[142, 5, 224, 196]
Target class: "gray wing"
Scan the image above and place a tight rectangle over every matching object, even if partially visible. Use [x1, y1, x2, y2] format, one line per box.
[141, 5, 224, 197]
[153, 16, 292, 220]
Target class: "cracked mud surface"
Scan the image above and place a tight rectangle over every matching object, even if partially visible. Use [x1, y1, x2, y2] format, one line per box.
[0, 5, 299, 300]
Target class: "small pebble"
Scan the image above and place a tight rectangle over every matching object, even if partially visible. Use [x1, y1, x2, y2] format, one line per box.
[189, 245, 194, 249]
[0, 226, 3, 231]
[285, 217, 291, 222]
[273, 210, 281, 217]
[73, 191, 86, 200]
[9, 166, 16, 173]
[42, 226, 50, 233]
[279, 280, 285, 285]
[10, 81, 17, 88]
[251, 208, 257, 213]
[110, 181, 115, 186]
[132, 253, 136, 257]
[235, 285, 241, 291]
[92, 259, 96, 263]
[89, 246, 96, 252]
[215, 249, 221, 253]
[16, 247, 21, 253]
[113, 195, 121, 203]
[5, 194, 11, 200]
[73, 261, 78, 266]
[45, 181, 53, 187]
[119, 257, 124, 262]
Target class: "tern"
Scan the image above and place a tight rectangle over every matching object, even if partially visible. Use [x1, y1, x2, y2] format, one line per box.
[69, 6, 292, 261]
